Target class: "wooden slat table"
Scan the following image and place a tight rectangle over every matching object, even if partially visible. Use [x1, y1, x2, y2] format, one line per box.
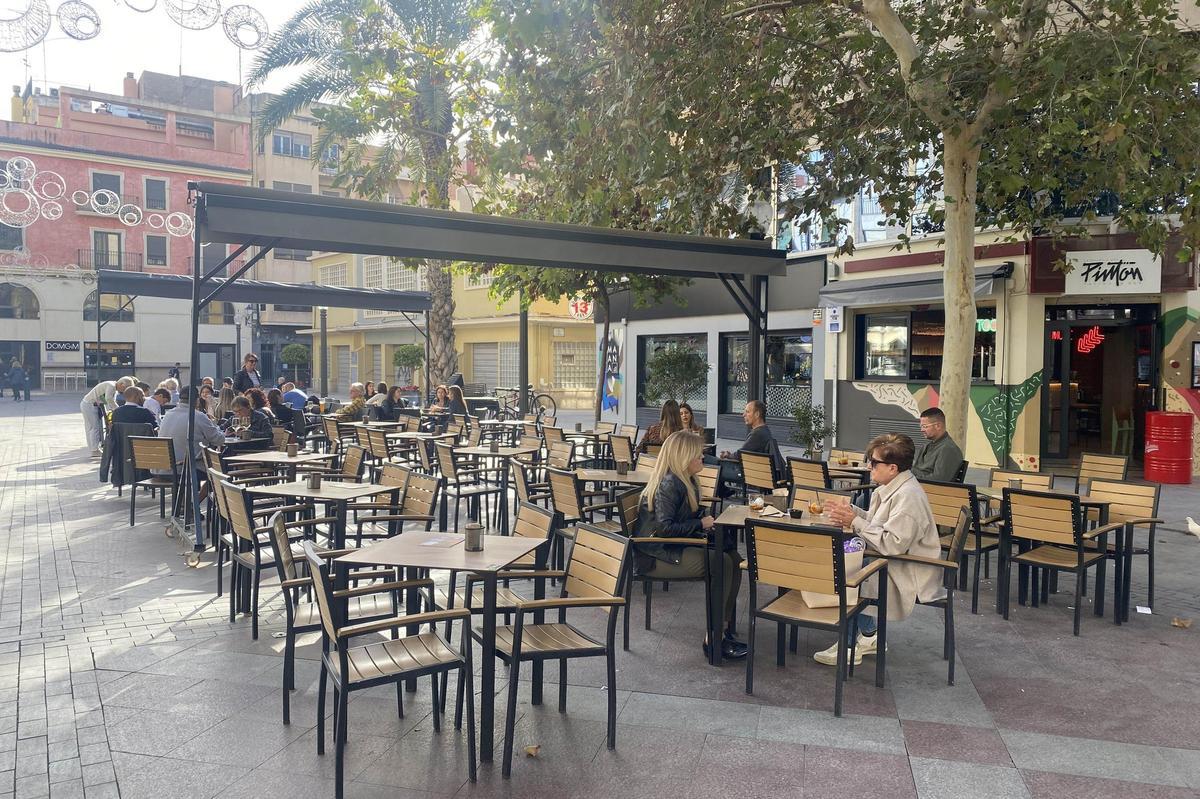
[224, 450, 336, 479]
[245, 479, 398, 548]
[337, 532, 545, 764]
[454, 445, 541, 534]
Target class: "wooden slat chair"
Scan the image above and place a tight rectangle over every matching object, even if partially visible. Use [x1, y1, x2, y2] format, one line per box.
[619, 424, 639, 442]
[435, 443, 502, 531]
[303, 541, 475, 799]
[127, 437, 178, 527]
[951, 460, 970, 483]
[787, 484, 853, 514]
[697, 465, 722, 509]
[788, 456, 832, 490]
[541, 415, 558, 428]
[489, 524, 630, 778]
[272, 426, 294, 452]
[542, 425, 565, 448]
[827, 448, 867, 490]
[546, 467, 623, 569]
[512, 460, 551, 507]
[1000, 489, 1123, 635]
[609, 435, 635, 469]
[744, 519, 888, 717]
[348, 462, 413, 543]
[221, 478, 336, 639]
[351, 466, 440, 543]
[594, 421, 617, 435]
[309, 444, 368, 484]
[919, 479, 995, 614]
[267, 513, 412, 724]
[1083, 479, 1162, 615]
[877, 506, 972, 685]
[522, 421, 540, 439]
[1077, 452, 1130, 492]
[740, 451, 787, 496]
[641, 443, 662, 457]
[466, 425, 483, 447]
[988, 468, 1053, 492]
[638, 453, 658, 470]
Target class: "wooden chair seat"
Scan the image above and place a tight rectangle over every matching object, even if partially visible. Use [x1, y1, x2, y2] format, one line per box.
[1013, 545, 1104, 569]
[293, 593, 396, 627]
[436, 585, 527, 611]
[330, 632, 462, 684]
[495, 622, 603, 657]
[759, 589, 865, 627]
[590, 519, 623, 534]
[134, 475, 176, 489]
[941, 532, 999, 555]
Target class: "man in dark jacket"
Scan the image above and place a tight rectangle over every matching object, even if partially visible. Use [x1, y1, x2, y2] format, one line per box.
[111, 387, 158, 429]
[8, 360, 25, 401]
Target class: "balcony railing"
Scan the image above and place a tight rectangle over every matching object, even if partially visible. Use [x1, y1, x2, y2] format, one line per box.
[78, 249, 143, 271]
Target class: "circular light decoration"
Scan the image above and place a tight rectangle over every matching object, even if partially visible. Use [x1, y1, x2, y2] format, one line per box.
[146, 213, 165, 229]
[71, 189, 90, 206]
[164, 0, 220, 30]
[89, 189, 121, 215]
[221, 5, 266, 49]
[0, 189, 42, 228]
[165, 211, 193, 237]
[0, 0, 51, 53]
[118, 203, 143, 226]
[40, 200, 62, 220]
[31, 169, 65, 200]
[6, 156, 36, 185]
[124, 0, 156, 10]
[57, 1, 100, 40]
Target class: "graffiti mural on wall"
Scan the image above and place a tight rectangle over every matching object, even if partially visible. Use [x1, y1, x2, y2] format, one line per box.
[600, 330, 623, 413]
[1159, 305, 1200, 471]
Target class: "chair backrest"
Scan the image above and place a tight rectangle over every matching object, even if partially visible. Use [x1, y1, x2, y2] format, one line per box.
[642, 443, 662, 457]
[402, 470, 440, 517]
[512, 500, 558, 553]
[129, 436, 176, 474]
[379, 461, 410, 489]
[416, 438, 436, 472]
[829, 448, 862, 463]
[943, 506, 973, 585]
[446, 421, 465, 441]
[341, 445, 367, 479]
[542, 415, 557, 428]
[302, 541, 341, 640]
[452, 413, 468, 428]
[1003, 489, 1082, 548]
[594, 421, 617, 434]
[517, 434, 543, 459]
[268, 512, 299, 583]
[466, 425, 483, 447]
[202, 446, 222, 473]
[788, 456, 831, 490]
[272, 426, 293, 451]
[548, 440, 575, 470]
[562, 524, 630, 613]
[951, 460, 969, 483]
[367, 428, 393, 461]
[522, 422, 540, 439]
[1085, 479, 1159, 526]
[547, 467, 585, 522]
[697, 465, 720, 506]
[740, 451, 778, 493]
[321, 417, 340, 447]
[619, 424, 639, 441]
[918, 479, 979, 531]
[206, 468, 232, 522]
[609, 435, 634, 466]
[543, 425, 565, 445]
[511, 460, 538, 503]
[787, 484, 848, 513]
[404, 415, 421, 432]
[615, 487, 643, 535]
[435, 442, 460, 481]
[354, 426, 371, 448]
[219, 480, 257, 543]
[1078, 452, 1129, 488]
[639, 453, 658, 470]
[746, 520, 845, 601]
[989, 468, 1053, 491]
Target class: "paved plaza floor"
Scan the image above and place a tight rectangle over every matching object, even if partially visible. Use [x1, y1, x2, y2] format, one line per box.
[2, 395, 1200, 799]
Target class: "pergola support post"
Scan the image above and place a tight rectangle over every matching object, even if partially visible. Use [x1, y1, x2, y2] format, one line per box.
[720, 274, 769, 404]
[185, 201, 204, 549]
[319, 308, 329, 397]
[518, 290, 529, 416]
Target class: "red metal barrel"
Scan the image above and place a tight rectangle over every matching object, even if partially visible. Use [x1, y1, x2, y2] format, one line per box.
[1144, 411, 1194, 484]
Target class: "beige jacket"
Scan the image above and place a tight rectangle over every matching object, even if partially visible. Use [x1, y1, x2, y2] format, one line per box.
[849, 471, 945, 621]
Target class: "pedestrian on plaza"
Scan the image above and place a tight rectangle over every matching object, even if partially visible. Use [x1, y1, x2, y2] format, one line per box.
[638, 399, 683, 453]
[911, 408, 965, 483]
[8, 360, 25, 401]
[167, 362, 181, 381]
[80, 377, 134, 456]
[232, 353, 262, 393]
[817, 433, 942, 667]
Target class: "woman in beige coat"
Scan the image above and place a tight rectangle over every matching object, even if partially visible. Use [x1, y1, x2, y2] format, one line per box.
[820, 432, 944, 666]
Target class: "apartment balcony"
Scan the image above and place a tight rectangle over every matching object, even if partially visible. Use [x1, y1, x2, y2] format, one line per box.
[78, 249, 143, 271]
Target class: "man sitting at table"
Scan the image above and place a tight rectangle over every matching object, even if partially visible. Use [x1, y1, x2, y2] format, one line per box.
[159, 387, 225, 502]
[335, 382, 367, 422]
[111, 386, 158, 429]
[282, 381, 308, 411]
[715, 400, 785, 496]
[818, 433, 943, 667]
[228, 395, 275, 440]
[911, 408, 965, 483]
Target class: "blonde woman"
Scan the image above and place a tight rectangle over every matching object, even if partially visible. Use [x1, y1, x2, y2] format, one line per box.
[636, 431, 747, 660]
[215, 386, 236, 418]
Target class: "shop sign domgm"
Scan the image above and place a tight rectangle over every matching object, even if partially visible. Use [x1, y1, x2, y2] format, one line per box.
[1064, 249, 1161, 295]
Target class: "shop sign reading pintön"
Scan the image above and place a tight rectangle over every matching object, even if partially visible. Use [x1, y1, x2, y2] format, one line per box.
[1063, 249, 1161, 295]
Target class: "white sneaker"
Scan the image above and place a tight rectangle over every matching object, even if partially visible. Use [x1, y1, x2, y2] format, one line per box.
[856, 632, 879, 657]
[813, 640, 864, 667]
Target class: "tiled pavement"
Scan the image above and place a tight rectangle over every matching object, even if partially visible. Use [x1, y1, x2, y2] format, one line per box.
[2, 396, 1200, 799]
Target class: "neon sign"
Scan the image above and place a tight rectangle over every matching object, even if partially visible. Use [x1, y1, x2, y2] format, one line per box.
[1076, 326, 1105, 354]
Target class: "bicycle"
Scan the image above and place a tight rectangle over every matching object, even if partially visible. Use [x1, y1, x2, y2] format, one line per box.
[493, 385, 556, 421]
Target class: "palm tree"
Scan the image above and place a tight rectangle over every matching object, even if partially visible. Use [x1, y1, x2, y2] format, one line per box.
[248, 0, 485, 384]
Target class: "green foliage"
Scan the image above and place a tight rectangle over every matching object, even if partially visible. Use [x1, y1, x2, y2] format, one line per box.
[790, 403, 837, 460]
[280, 344, 310, 366]
[642, 346, 710, 405]
[393, 344, 425, 370]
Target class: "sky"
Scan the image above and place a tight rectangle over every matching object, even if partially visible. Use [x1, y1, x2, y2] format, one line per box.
[0, 0, 313, 118]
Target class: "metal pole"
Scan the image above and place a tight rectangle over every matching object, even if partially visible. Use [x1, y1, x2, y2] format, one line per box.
[185, 201, 204, 549]
[423, 309, 431, 405]
[94, 287, 101, 385]
[746, 275, 768, 404]
[518, 289, 529, 415]
[319, 307, 328, 397]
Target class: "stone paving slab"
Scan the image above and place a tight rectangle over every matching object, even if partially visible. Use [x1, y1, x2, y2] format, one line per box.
[3, 396, 1200, 799]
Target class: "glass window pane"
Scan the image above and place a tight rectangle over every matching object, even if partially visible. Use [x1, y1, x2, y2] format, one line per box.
[638, 333, 707, 410]
[862, 314, 908, 378]
[145, 179, 167, 210]
[92, 172, 121, 195]
[146, 235, 167, 266]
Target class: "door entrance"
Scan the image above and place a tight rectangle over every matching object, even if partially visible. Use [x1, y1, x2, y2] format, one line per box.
[1042, 305, 1159, 463]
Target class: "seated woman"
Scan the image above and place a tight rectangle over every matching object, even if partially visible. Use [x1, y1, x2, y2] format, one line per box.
[637, 399, 682, 454]
[380, 385, 408, 421]
[679, 402, 704, 435]
[446, 384, 469, 416]
[267, 388, 294, 425]
[245, 387, 274, 419]
[636, 431, 748, 660]
[428, 384, 450, 412]
[820, 432, 943, 666]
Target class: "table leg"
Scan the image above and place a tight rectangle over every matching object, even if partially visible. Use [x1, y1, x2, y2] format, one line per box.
[405, 565, 420, 692]
[335, 500, 348, 550]
[1123, 524, 1135, 623]
[1094, 507, 1108, 618]
[499, 461, 510, 536]
[480, 572, 497, 762]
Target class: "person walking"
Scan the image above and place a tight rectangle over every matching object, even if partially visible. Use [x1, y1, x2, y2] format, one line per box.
[80, 377, 133, 456]
[8, 360, 25, 401]
[167, 362, 181, 381]
[232, 353, 262, 393]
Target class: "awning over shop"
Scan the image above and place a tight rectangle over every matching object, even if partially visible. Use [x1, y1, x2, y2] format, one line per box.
[818, 263, 1014, 307]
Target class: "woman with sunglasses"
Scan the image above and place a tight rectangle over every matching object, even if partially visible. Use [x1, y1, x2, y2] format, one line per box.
[232, 353, 262, 394]
[819, 433, 943, 667]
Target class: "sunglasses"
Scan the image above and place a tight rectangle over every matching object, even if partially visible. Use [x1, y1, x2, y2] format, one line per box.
[865, 457, 893, 468]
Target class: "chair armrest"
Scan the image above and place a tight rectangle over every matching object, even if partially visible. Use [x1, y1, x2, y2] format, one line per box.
[281, 577, 309, 589]
[979, 514, 1003, 526]
[1083, 522, 1125, 540]
[318, 475, 362, 483]
[356, 513, 436, 523]
[583, 501, 619, 514]
[334, 578, 433, 598]
[230, 475, 287, 486]
[1124, 516, 1164, 526]
[630, 536, 708, 547]
[338, 608, 469, 638]
[881, 552, 956, 570]
[516, 597, 626, 612]
[846, 558, 886, 587]
[466, 569, 564, 586]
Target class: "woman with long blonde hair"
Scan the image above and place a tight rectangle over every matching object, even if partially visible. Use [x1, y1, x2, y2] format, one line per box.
[637, 431, 747, 659]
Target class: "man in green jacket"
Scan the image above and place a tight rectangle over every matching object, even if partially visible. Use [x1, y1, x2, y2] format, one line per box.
[911, 408, 965, 482]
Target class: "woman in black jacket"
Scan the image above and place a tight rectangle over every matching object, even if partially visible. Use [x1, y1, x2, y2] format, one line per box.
[380, 385, 407, 421]
[637, 430, 747, 659]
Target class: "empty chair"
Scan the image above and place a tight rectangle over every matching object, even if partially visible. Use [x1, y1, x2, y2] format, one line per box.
[126, 437, 179, 526]
[788, 456, 832, 490]
[918, 479, 994, 614]
[740, 450, 787, 496]
[1076, 452, 1129, 492]
[1083, 479, 1162, 616]
[435, 443, 502, 530]
[609, 435, 635, 468]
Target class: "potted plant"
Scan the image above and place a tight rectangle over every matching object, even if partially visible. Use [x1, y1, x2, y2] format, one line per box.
[791, 401, 836, 459]
[280, 343, 310, 383]
[393, 344, 424, 400]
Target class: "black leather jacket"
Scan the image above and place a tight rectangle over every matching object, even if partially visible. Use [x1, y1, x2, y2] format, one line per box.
[634, 472, 706, 570]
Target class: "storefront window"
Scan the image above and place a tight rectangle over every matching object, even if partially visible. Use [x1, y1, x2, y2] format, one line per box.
[722, 331, 813, 414]
[857, 308, 997, 382]
[637, 333, 707, 410]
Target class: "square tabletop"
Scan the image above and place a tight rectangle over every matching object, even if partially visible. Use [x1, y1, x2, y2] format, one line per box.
[244, 479, 397, 503]
[575, 468, 654, 485]
[455, 445, 540, 458]
[348, 420, 404, 429]
[225, 450, 336, 465]
[976, 485, 1111, 506]
[715, 503, 843, 530]
[389, 431, 441, 440]
[477, 419, 525, 427]
[337, 531, 544, 573]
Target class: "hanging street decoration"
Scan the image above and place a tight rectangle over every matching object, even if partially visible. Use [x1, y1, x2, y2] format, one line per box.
[0, 1, 52, 53]
[57, 1, 100, 40]
[164, 0, 220, 31]
[221, 4, 267, 49]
